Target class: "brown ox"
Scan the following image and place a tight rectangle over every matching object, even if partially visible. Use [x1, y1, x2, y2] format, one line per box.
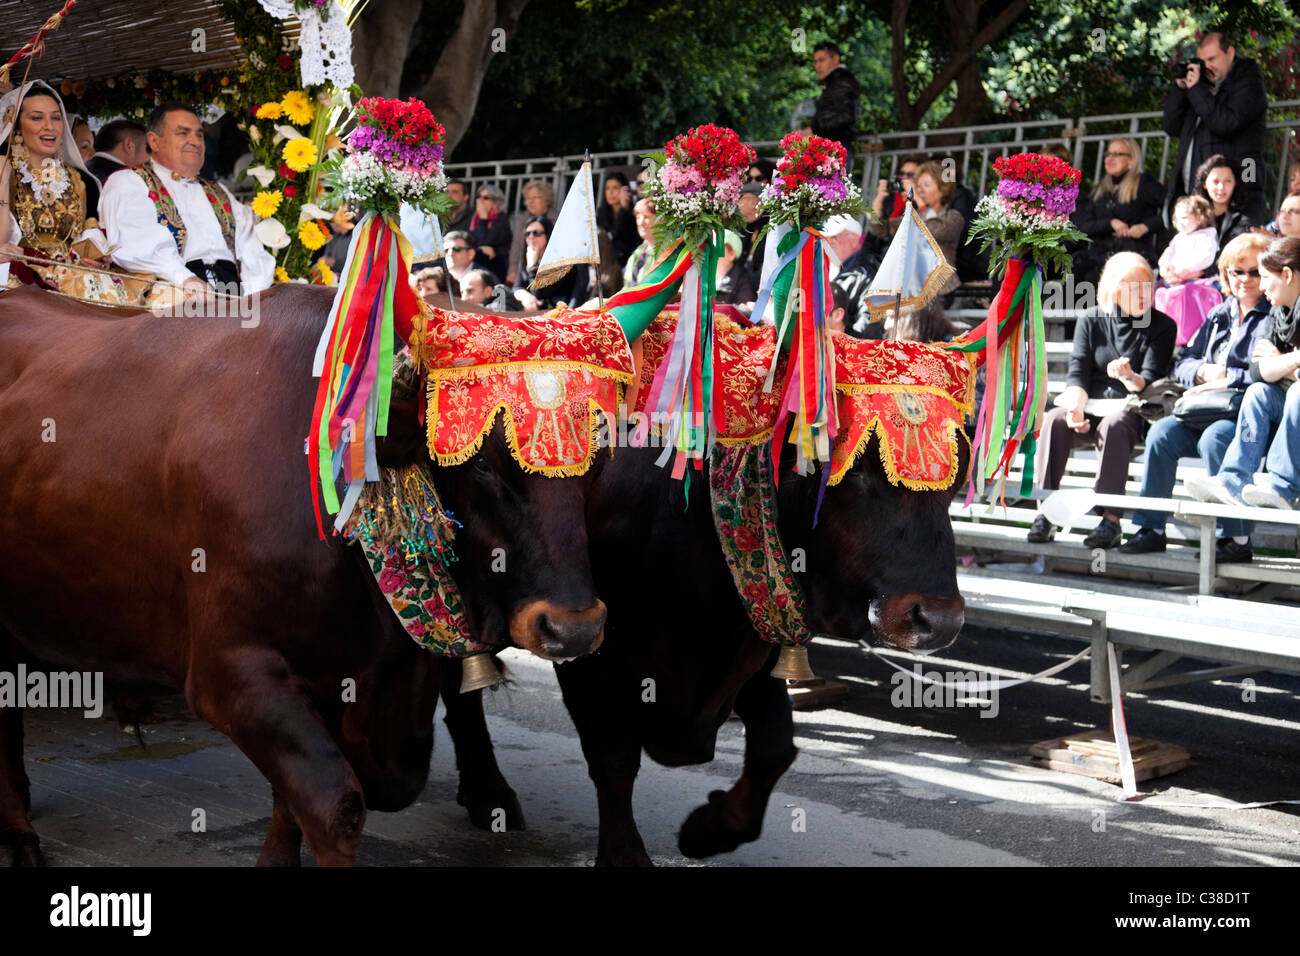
[0, 284, 605, 865]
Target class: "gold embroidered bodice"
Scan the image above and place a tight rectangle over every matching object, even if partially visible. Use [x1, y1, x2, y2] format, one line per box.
[9, 163, 91, 261]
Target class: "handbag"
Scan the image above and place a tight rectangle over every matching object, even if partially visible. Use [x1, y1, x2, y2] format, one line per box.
[1172, 388, 1242, 428]
[1137, 376, 1184, 424]
[1170, 316, 1244, 427]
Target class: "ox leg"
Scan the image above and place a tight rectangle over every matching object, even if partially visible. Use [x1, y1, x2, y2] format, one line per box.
[0, 630, 41, 866]
[190, 651, 366, 867]
[256, 790, 303, 867]
[438, 659, 525, 831]
[556, 662, 651, 867]
[678, 668, 798, 859]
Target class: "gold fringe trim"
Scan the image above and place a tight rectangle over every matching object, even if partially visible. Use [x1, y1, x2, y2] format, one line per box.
[826, 412, 971, 491]
[866, 250, 957, 323]
[834, 380, 976, 416]
[426, 377, 625, 478]
[529, 254, 600, 291]
[424, 358, 633, 386]
[342, 463, 457, 548]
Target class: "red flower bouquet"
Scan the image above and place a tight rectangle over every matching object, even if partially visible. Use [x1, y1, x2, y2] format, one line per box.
[320, 96, 451, 219]
[968, 152, 1086, 278]
[759, 132, 865, 228]
[641, 123, 755, 250]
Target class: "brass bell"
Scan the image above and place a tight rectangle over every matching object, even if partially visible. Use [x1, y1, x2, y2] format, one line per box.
[459, 652, 504, 693]
[771, 642, 815, 681]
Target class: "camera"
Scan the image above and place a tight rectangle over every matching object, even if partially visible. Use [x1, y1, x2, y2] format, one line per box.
[1172, 57, 1203, 80]
[885, 177, 905, 204]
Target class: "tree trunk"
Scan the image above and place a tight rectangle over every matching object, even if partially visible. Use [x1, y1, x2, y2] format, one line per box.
[890, 0, 918, 130]
[891, 0, 1025, 131]
[351, 0, 423, 99]
[410, 0, 532, 156]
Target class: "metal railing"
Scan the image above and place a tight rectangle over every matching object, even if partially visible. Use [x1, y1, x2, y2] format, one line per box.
[444, 100, 1300, 219]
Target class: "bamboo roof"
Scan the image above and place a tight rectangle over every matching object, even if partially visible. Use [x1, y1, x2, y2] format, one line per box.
[0, 0, 301, 80]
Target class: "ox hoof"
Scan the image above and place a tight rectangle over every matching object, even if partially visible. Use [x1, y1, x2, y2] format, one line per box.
[0, 830, 43, 867]
[677, 790, 760, 859]
[594, 841, 653, 867]
[458, 784, 526, 832]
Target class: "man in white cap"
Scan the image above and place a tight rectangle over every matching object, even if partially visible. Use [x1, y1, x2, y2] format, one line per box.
[824, 214, 880, 338]
[823, 214, 865, 277]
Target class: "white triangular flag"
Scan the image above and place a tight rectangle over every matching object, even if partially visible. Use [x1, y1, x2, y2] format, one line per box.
[865, 203, 955, 324]
[531, 161, 601, 290]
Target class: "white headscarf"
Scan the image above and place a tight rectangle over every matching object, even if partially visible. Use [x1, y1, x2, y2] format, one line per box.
[0, 79, 100, 188]
[0, 79, 109, 273]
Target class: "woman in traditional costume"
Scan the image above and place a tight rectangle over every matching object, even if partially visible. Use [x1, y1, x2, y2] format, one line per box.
[0, 80, 135, 303]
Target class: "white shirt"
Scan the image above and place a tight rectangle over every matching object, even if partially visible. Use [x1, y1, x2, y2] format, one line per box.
[99, 159, 276, 292]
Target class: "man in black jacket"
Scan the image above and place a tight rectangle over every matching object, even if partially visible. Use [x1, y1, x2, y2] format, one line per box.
[86, 120, 147, 185]
[811, 41, 860, 175]
[1162, 29, 1268, 223]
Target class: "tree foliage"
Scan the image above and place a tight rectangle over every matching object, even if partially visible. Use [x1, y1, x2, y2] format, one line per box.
[399, 0, 884, 160]
[360, 0, 1300, 162]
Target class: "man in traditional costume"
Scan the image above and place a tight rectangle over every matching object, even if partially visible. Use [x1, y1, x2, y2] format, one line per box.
[99, 102, 275, 298]
[0, 79, 135, 302]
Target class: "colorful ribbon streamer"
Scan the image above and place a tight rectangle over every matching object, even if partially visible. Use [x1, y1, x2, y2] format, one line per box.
[943, 256, 1045, 503]
[308, 212, 422, 537]
[606, 236, 719, 481]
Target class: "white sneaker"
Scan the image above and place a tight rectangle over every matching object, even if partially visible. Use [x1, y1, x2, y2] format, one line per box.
[1183, 474, 1240, 505]
[1241, 484, 1294, 510]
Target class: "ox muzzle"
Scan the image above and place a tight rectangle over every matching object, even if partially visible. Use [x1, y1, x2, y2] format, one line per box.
[509, 600, 607, 662]
[868, 593, 966, 653]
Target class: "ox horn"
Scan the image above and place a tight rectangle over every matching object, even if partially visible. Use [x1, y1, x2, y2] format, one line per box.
[460, 653, 504, 693]
[771, 642, 815, 681]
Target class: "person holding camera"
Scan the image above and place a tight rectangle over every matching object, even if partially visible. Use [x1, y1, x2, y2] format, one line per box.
[1162, 29, 1268, 225]
[870, 161, 963, 296]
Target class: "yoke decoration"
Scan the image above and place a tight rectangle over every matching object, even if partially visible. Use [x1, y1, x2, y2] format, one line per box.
[424, 308, 634, 475]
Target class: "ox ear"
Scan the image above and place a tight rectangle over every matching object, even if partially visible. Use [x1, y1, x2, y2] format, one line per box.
[375, 385, 426, 469]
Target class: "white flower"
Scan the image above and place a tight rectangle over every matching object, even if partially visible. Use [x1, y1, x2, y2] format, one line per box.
[254, 217, 290, 250]
[245, 164, 276, 187]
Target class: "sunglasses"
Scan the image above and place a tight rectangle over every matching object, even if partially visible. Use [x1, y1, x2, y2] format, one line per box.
[1229, 268, 1261, 278]
[746, 173, 764, 182]
[476, 194, 492, 201]
[524, 229, 546, 237]
[449, 245, 470, 253]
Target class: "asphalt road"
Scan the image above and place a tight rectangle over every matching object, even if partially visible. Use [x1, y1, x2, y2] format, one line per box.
[14, 623, 1300, 866]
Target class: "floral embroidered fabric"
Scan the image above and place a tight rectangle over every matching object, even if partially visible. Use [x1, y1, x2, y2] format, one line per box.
[425, 307, 634, 475]
[709, 442, 811, 647]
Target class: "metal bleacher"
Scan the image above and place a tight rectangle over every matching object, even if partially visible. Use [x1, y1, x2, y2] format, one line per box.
[948, 301, 1300, 592]
[943, 299, 1300, 706]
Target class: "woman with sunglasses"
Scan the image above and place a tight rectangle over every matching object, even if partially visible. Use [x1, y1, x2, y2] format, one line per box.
[1071, 137, 1165, 285]
[1121, 232, 1273, 559]
[745, 160, 775, 186]
[1185, 235, 1300, 516]
[512, 215, 589, 311]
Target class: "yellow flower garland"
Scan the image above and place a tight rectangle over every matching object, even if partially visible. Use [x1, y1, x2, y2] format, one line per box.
[251, 189, 283, 218]
[299, 220, 329, 252]
[283, 137, 318, 173]
[280, 90, 316, 126]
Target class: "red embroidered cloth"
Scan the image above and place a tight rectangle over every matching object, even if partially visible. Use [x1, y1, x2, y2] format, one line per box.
[629, 310, 976, 489]
[424, 308, 634, 475]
